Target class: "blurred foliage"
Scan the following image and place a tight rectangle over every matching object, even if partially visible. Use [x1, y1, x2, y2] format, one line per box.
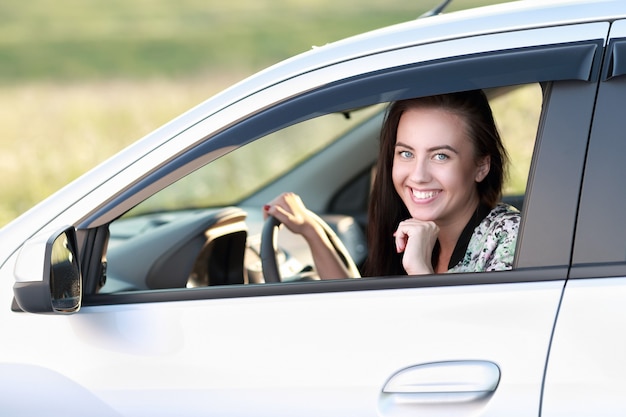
[0, 0, 512, 226]
[0, 0, 512, 82]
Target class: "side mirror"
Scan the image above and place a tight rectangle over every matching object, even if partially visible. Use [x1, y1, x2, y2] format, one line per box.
[13, 226, 82, 314]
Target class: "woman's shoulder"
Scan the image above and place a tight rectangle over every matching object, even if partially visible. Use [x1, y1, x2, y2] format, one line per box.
[477, 203, 520, 236]
[486, 203, 520, 223]
[450, 203, 520, 273]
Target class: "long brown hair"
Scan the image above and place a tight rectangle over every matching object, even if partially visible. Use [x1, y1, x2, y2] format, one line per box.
[362, 90, 507, 277]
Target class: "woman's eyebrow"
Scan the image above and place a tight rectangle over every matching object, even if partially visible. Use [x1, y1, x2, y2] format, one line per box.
[428, 144, 459, 154]
[394, 141, 414, 150]
[396, 142, 459, 154]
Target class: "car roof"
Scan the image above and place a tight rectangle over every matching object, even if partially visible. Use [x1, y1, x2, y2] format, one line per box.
[209, 0, 625, 116]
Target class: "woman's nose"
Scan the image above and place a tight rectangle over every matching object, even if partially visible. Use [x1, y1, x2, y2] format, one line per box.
[410, 159, 430, 182]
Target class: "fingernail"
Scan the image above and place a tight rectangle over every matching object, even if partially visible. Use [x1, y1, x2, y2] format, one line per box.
[263, 204, 270, 211]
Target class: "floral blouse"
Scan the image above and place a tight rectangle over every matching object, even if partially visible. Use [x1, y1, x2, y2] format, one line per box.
[447, 203, 520, 273]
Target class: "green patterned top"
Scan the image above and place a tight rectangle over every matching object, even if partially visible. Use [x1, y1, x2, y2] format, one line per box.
[448, 203, 520, 273]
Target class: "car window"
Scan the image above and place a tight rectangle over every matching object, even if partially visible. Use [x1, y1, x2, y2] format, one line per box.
[101, 83, 541, 294]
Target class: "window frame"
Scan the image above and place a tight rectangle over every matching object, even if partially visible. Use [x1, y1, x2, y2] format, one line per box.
[82, 23, 606, 305]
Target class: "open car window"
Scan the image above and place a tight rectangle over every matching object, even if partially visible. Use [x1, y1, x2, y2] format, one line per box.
[101, 83, 541, 294]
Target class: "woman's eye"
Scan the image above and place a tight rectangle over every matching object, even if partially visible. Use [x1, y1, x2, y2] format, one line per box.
[433, 153, 448, 161]
[398, 150, 413, 159]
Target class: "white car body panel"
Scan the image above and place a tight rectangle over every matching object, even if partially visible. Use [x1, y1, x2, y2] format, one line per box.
[2, 279, 563, 416]
[542, 278, 626, 416]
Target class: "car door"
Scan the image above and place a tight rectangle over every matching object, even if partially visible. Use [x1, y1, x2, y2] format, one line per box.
[2, 21, 606, 417]
[542, 19, 626, 417]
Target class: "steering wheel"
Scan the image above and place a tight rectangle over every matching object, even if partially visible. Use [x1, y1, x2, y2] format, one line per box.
[260, 213, 360, 283]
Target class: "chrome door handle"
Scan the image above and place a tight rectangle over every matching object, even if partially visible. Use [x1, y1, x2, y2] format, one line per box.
[382, 360, 500, 402]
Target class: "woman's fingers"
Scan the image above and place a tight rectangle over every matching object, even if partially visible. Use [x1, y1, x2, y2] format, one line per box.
[394, 219, 439, 275]
[263, 192, 311, 233]
[394, 219, 439, 252]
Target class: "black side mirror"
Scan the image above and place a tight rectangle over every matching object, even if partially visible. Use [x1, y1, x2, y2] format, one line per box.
[13, 226, 82, 314]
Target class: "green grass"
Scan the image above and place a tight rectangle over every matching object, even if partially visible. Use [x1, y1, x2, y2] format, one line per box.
[0, 0, 511, 82]
[0, 0, 514, 226]
[0, 0, 386, 81]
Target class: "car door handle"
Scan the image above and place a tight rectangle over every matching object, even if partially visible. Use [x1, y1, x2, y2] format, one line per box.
[382, 360, 500, 402]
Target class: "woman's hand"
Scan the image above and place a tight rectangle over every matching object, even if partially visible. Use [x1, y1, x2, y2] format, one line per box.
[394, 219, 440, 275]
[263, 192, 319, 238]
[263, 192, 352, 279]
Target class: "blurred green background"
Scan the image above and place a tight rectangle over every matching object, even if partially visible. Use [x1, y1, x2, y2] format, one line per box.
[0, 0, 512, 226]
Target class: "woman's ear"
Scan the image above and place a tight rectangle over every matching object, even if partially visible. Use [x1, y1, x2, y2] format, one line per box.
[475, 156, 490, 183]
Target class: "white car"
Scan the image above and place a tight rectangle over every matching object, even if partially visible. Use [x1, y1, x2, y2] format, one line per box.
[2, 0, 626, 415]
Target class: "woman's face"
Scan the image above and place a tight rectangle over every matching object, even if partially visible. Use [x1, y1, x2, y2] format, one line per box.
[392, 106, 490, 229]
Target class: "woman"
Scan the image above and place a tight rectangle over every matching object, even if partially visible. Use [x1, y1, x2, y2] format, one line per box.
[264, 90, 519, 279]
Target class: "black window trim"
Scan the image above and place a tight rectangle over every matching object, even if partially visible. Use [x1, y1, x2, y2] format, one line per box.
[85, 267, 569, 307]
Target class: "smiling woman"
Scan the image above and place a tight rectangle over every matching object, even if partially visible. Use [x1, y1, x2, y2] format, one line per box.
[371, 88, 535, 276]
[390, 100, 499, 274]
[263, 90, 521, 280]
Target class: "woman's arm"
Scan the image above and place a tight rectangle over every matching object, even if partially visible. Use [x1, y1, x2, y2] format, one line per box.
[264, 192, 352, 280]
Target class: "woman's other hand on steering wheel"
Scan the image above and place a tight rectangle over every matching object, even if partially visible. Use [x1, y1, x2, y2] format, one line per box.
[263, 192, 358, 280]
[263, 192, 320, 238]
